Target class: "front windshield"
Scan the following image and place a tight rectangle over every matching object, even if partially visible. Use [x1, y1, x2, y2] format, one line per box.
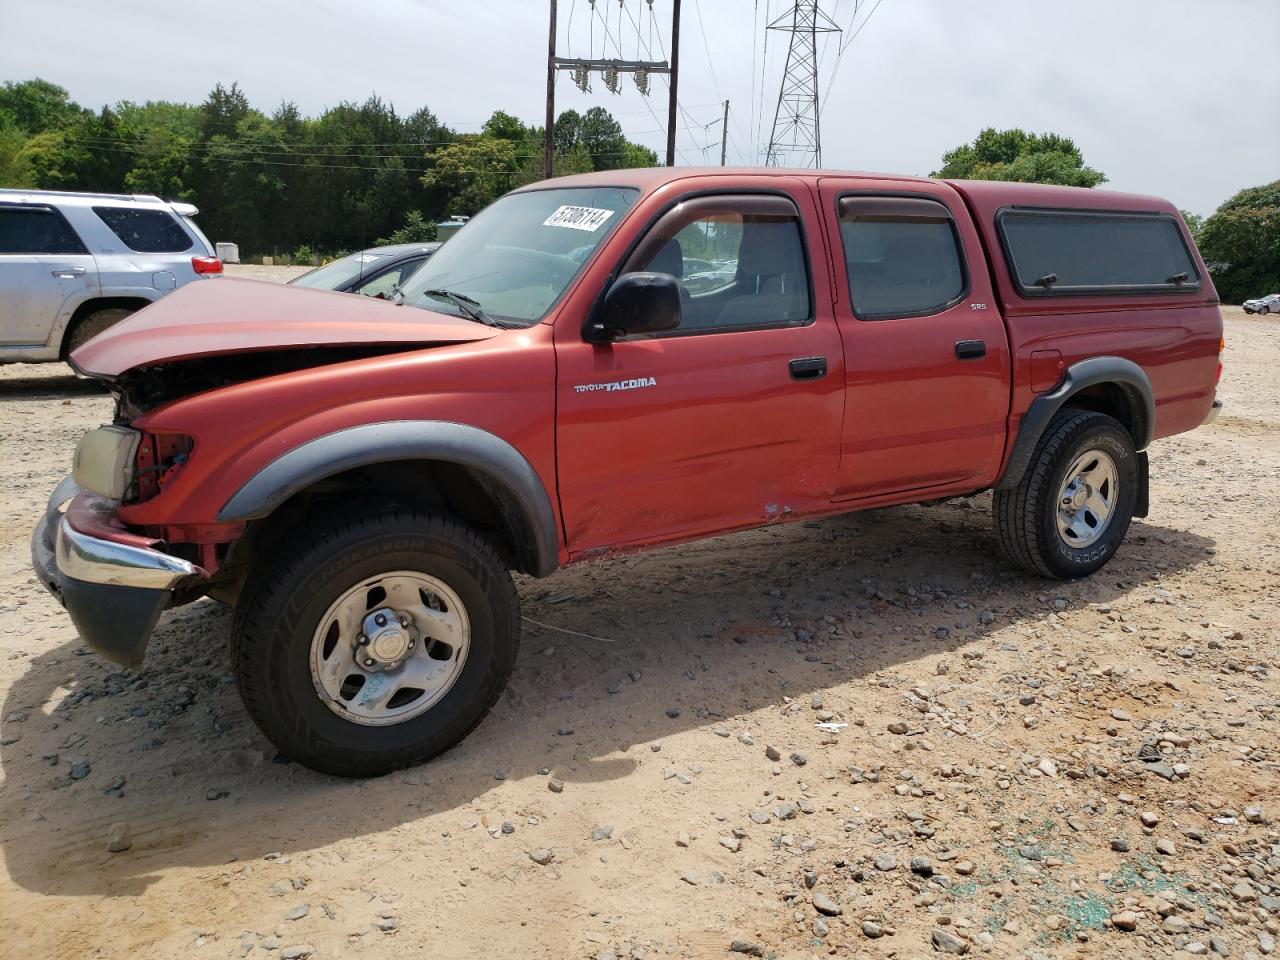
[291, 250, 389, 290]
[397, 186, 639, 325]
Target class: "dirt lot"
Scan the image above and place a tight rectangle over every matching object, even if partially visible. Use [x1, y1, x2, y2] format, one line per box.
[0, 289, 1276, 960]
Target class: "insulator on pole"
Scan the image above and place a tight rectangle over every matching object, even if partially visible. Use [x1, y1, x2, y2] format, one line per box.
[633, 66, 650, 95]
[603, 65, 620, 94]
[573, 64, 592, 92]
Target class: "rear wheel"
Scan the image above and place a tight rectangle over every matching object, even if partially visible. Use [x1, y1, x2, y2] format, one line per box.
[993, 408, 1138, 579]
[1262, 306, 1272, 316]
[232, 510, 520, 777]
[65, 307, 135, 355]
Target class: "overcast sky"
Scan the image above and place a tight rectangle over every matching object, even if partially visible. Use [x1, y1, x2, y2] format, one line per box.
[3, 0, 1277, 215]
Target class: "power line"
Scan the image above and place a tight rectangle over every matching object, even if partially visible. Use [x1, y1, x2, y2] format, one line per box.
[59, 137, 645, 172]
[755, 0, 772, 162]
[692, 0, 721, 100]
[819, 0, 886, 115]
[617, 1, 694, 165]
[750, 0, 759, 160]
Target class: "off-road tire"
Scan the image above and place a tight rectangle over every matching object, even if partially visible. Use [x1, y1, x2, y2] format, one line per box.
[232, 510, 520, 777]
[65, 307, 135, 355]
[993, 408, 1138, 579]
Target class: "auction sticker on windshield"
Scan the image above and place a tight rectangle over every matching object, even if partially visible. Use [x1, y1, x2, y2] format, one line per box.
[543, 205, 615, 232]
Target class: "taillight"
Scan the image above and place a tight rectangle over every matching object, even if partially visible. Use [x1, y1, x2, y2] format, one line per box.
[1217, 335, 1225, 383]
[192, 256, 223, 275]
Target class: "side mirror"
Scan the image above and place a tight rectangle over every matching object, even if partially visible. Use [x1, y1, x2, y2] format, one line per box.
[585, 272, 682, 343]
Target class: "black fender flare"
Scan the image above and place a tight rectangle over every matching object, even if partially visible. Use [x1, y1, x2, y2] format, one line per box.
[217, 420, 559, 577]
[996, 356, 1155, 491]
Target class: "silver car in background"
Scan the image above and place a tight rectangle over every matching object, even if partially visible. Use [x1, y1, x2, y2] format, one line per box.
[0, 188, 221, 363]
[1243, 293, 1280, 315]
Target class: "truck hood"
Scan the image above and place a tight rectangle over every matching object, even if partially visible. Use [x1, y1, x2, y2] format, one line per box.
[70, 278, 502, 378]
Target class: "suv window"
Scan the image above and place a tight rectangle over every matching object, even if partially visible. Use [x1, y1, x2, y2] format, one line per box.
[838, 196, 967, 320]
[0, 205, 89, 255]
[998, 209, 1198, 296]
[623, 194, 811, 333]
[93, 206, 193, 253]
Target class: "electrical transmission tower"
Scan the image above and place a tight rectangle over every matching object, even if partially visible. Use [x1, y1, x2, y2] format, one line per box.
[765, 2, 841, 168]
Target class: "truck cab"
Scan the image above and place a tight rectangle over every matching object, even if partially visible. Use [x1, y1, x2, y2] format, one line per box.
[33, 168, 1224, 776]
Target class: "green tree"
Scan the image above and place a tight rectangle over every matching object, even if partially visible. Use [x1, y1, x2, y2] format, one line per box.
[421, 137, 520, 215]
[377, 209, 438, 245]
[114, 100, 201, 199]
[482, 110, 530, 143]
[932, 128, 1106, 188]
[1197, 181, 1280, 303]
[0, 78, 86, 133]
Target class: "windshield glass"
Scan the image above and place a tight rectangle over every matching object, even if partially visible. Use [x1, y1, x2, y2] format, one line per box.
[397, 186, 639, 325]
[291, 250, 390, 290]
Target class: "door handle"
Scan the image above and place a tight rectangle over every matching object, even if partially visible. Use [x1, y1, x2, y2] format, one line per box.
[955, 339, 986, 360]
[51, 266, 87, 278]
[789, 356, 827, 380]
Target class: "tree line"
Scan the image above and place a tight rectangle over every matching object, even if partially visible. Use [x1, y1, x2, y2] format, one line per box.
[2, 87, 1274, 300]
[0, 78, 657, 258]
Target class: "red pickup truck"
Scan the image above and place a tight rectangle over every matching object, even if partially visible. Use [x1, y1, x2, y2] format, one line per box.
[33, 168, 1223, 776]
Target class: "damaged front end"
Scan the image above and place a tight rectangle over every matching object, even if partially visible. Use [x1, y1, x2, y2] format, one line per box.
[37, 279, 507, 667]
[32, 476, 207, 667]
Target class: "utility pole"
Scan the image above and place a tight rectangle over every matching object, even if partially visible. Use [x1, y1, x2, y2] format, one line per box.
[548, 2, 674, 167]
[719, 99, 729, 165]
[544, 0, 557, 180]
[766, 2, 841, 168]
[666, 0, 682, 167]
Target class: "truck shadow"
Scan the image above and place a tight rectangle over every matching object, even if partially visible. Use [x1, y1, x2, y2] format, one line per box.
[0, 371, 106, 398]
[0, 498, 1216, 896]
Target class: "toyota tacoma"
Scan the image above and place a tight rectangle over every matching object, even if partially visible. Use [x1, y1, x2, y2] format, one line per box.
[32, 168, 1224, 776]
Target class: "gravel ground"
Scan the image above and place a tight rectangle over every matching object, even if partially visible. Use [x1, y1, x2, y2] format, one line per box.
[0, 297, 1276, 960]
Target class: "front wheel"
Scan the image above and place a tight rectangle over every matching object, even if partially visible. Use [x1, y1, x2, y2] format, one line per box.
[993, 408, 1138, 579]
[232, 511, 520, 777]
[1262, 306, 1272, 316]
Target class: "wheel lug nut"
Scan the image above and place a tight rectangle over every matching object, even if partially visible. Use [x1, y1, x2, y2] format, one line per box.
[357, 635, 369, 646]
[408, 638, 415, 648]
[375, 614, 387, 627]
[364, 659, 376, 667]
[399, 615, 410, 627]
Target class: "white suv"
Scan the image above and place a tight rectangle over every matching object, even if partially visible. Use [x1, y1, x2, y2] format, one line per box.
[0, 188, 222, 363]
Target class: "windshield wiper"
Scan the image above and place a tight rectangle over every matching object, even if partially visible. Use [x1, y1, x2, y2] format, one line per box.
[420, 288, 503, 328]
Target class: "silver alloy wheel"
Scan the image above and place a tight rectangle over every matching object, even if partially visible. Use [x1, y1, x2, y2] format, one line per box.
[1055, 448, 1119, 549]
[309, 571, 470, 726]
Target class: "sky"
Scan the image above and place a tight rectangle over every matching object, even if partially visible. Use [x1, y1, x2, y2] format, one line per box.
[2, 0, 1277, 216]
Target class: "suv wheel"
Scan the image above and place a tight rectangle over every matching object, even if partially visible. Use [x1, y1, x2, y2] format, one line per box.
[993, 408, 1138, 579]
[66, 307, 136, 355]
[1262, 306, 1272, 316]
[232, 510, 520, 777]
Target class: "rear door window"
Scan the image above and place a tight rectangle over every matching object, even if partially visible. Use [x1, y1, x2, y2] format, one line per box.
[837, 196, 968, 320]
[0, 205, 89, 254]
[93, 206, 193, 253]
[998, 209, 1199, 296]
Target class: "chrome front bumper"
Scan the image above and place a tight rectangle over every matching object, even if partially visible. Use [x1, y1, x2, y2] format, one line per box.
[54, 513, 198, 589]
[32, 477, 203, 667]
